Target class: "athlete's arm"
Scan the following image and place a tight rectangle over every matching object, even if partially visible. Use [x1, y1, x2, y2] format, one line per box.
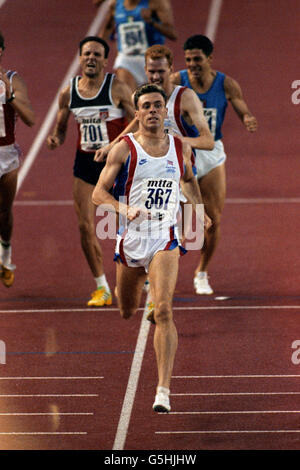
[170, 71, 181, 85]
[224, 75, 257, 132]
[0, 70, 35, 127]
[180, 88, 214, 150]
[97, 0, 116, 40]
[180, 141, 212, 229]
[142, 0, 177, 40]
[92, 139, 141, 221]
[46, 87, 71, 149]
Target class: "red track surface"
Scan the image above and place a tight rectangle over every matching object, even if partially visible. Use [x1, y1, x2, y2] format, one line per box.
[1, 0, 300, 451]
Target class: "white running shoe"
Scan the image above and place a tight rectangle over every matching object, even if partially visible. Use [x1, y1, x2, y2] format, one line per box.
[153, 387, 171, 413]
[194, 272, 213, 295]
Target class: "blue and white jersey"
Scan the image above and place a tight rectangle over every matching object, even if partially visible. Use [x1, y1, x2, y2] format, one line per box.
[113, 132, 184, 236]
[179, 70, 227, 140]
[115, 0, 165, 55]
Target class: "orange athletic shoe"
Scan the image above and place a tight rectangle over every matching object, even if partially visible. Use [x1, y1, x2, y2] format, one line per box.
[0, 265, 15, 287]
[87, 287, 112, 307]
[146, 300, 155, 324]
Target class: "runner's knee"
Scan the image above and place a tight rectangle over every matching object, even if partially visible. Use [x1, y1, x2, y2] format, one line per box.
[119, 306, 136, 320]
[154, 301, 172, 324]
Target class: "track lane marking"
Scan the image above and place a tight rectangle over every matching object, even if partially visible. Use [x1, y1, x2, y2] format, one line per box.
[16, 1, 110, 192]
[112, 294, 151, 450]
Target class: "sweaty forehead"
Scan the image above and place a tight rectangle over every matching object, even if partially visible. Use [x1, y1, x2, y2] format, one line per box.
[146, 57, 170, 68]
[138, 92, 165, 106]
[81, 41, 105, 54]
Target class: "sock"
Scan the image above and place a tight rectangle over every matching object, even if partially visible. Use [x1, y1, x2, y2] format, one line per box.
[157, 386, 170, 395]
[94, 274, 110, 292]
[196, 271, 207, 279]
[0, 240, 11, 266]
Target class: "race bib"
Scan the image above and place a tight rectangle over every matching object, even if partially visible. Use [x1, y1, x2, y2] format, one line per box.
[79, 120, 109, 152]
[203, 108, 217, 138]
[141, 178, 177, 221]
[119, 21, 148, 55]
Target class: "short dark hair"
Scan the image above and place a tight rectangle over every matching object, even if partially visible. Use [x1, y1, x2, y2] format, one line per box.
[0, 31, 5, 50]
[79, 36, 109, 58]
[133, 84, 167, 109]
[183, 35, 213, 56]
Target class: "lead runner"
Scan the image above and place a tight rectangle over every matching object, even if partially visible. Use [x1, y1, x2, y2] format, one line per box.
[92, 84, 211, 412]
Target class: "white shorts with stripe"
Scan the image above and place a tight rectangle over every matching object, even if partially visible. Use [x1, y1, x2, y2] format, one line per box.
[113, 53, 147, 87]
[0, 144, 21, 178]
[195, 139, 227, 179]
[114, 226, 185, 273]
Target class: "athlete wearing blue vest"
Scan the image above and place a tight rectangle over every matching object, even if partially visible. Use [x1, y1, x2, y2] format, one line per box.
[97, 0, 177, 92]
[172, 35, 257, 295]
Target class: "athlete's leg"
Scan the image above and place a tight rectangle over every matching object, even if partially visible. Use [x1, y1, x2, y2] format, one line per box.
[0, 168, 18, 287]
[148, 248, 179, 391]
[0, 168, 18, 243]
[73, 176, 104, 277]
[115, 68, 138, 94]
[196, 163, 226, 274]
[116, 262, 147, 319]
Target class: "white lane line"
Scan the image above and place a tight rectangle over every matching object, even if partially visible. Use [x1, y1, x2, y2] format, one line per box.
[205, 0, 223, 41]
[113, 294, 151, 450]
[226, 198, 300, 204]
[0, 394, 98, 397]
[0, 376, 103, 380]
[1, 305, 300, 314]
[0, 432, 87, 435]
[156, 430, 300, 435]
[171, 392, 300, 396]
[16, 0, 110, 192]
[14, 200, 73, 206]
[169, 410, 300, 415]
[172, 375, 300, 379]
[13, 197, 300, 206]
[0, 412, 93, 416]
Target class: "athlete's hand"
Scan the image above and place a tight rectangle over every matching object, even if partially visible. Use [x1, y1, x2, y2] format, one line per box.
[127, 206, 142, 221]
[243, 115, 257, 132]
[204, 212, 212, 230]
[46, 135, 61, 150]
[94, 145, 110, 162]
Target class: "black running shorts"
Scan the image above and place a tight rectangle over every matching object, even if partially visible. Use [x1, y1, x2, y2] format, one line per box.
[73, 149, 106, 186]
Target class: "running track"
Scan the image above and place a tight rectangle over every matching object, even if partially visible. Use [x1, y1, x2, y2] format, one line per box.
[0, 0, 300, 451]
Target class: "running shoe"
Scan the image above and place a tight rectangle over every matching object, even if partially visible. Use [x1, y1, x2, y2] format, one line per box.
[87, 287, 112, 307]
[146, 300, 155, 324]
[153, 387, 171, 413]
[0, 264, 15, 288]
[194, 272, 213, 295]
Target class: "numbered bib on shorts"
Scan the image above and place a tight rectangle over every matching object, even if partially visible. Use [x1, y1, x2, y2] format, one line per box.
[79, 120, 109, 152]
[141, 178, 177, 222]
[204, 108, 217, 138]
[119, 21, 148, 55]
